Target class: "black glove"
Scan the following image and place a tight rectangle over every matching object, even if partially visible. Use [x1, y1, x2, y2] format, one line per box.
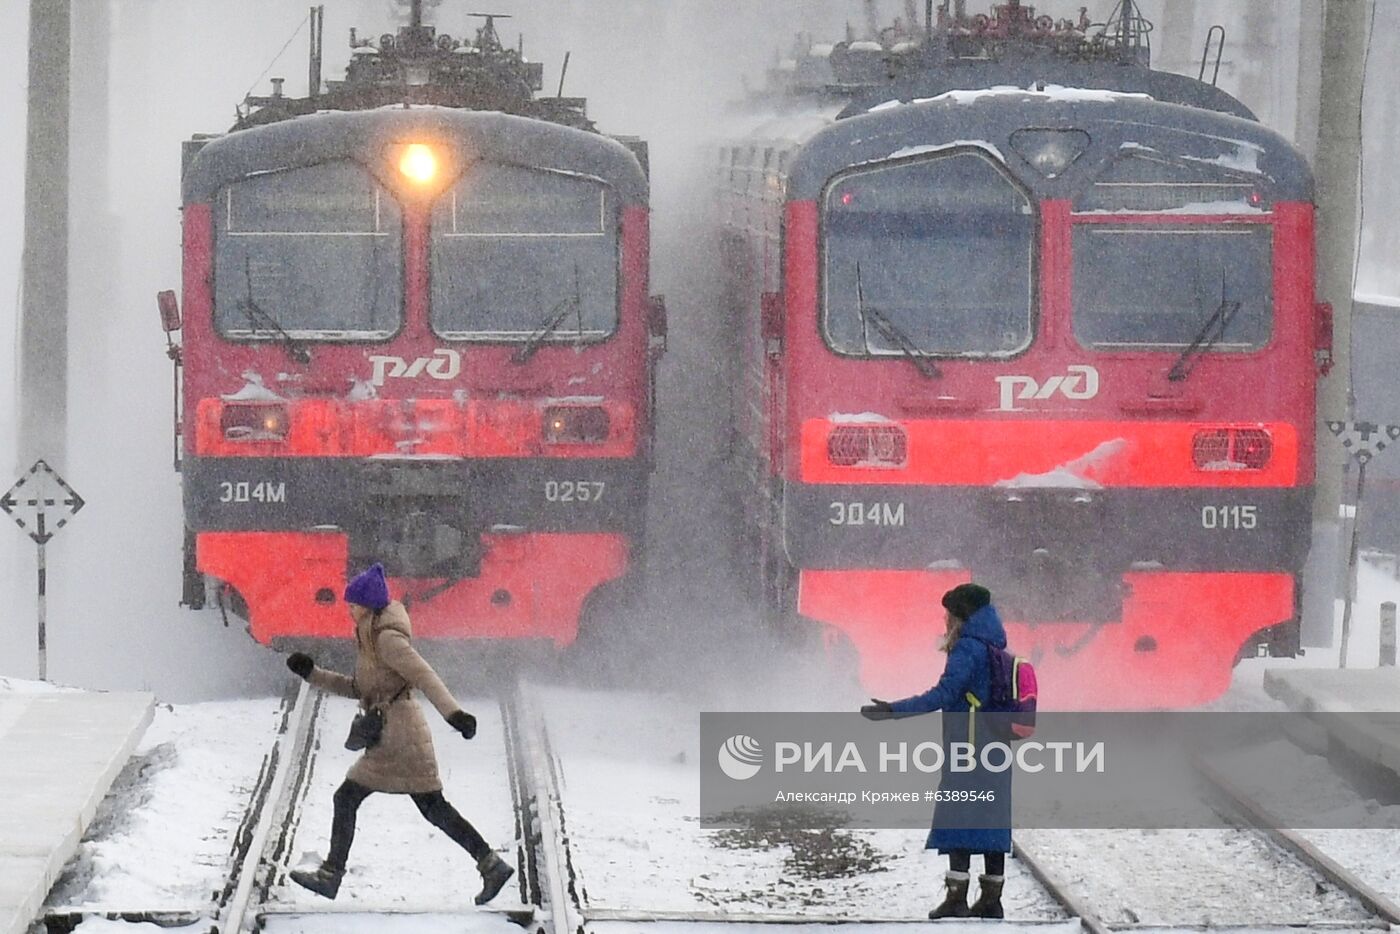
[286, 652, 314, 679]
[448, 710, 477, 740]
[860, 698, 895, 721]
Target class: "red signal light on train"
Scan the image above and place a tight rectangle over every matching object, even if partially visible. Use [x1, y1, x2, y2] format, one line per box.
[1232, 428, 1273, 469]
[1191, 427, 1272, 471]
[840, 191, 856, 206]
[827, 425, 908, 468]
[398, 143, 439, 184]
[543, 406, 611, 445]
[220, 402, 290, 442]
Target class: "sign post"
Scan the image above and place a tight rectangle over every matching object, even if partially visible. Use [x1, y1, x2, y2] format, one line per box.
[1326, 421, 1400, 668]
[1, 459, 84, 680]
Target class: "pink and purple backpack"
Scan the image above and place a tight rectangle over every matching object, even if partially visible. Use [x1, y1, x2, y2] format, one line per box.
[986, 646, 1038, 739]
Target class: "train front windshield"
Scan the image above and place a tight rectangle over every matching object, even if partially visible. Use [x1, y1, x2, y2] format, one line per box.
[1072, 225, 1273, 350]
[430, 164, 618, 341]
[213, 161, 403, 338]
[822, 151, 1035, 358]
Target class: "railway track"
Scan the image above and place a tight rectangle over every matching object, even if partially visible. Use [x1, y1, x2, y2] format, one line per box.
[42, 684, 1400, 934]
[1011, 750, 1400, 933]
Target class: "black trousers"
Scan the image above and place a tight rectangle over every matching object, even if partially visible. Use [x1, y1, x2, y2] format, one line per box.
[947, 850, 1006, 875]
[326, 779, 491, 870]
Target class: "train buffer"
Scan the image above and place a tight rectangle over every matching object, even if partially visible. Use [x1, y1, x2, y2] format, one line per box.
[0, 685, 153, 934]
[1263, 667, 1400, 780]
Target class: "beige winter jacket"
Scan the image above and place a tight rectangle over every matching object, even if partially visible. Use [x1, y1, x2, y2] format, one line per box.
[307, 600, 465, 793]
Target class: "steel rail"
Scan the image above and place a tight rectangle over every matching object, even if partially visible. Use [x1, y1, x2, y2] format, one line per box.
[507, 683, 582, 934]
[217, 679, 319, 934]
[1194, 753, 1400, 926]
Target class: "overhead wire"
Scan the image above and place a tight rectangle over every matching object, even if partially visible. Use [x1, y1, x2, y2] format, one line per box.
[240, 9, 312, 105]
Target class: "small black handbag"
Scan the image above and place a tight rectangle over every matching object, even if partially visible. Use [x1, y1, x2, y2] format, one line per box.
[345, 685, 408, 751]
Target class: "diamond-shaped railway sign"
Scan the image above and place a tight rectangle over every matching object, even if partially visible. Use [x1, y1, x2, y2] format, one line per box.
[1, 459, 85, 544]
[1327, 421, 1400, 466]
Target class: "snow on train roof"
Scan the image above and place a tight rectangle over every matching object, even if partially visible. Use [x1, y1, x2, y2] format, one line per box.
[184, 108, 648, 204]
[867, 84, 1154, 111]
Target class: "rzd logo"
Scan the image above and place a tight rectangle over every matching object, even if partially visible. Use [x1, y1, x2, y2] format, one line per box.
[369, 348, 461, 386]
[995, 365, 1099, 412]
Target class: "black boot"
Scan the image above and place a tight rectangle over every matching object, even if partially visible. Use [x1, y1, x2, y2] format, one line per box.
[290, 861, 344, 900]
[476, 852, 516, 905]
[929, 871, 971, 919]
[970, 874, 1004, 919]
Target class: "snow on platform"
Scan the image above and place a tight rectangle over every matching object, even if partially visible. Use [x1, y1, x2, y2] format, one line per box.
[1263, 667, 1400, 715]
[1261, 668, 1400, 777]
[0, 683, 154, 934]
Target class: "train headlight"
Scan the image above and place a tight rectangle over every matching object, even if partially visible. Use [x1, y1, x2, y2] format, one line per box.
[1010, 128, 1090, 180]
[542, 406, 611, 445]
[221, 403, 290, 442]
[398, 143, 439, 185]
[827, 425, 908, 468]
[1192, 427, 1272, 471]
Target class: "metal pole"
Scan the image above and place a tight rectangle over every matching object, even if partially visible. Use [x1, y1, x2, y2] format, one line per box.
[1381, 602, 1396, 667]
[1303, 0, 1368, 649]
[1339, 460, 1366, 668]
[36, 519, 47, 682]
[19, 0, 71, 472]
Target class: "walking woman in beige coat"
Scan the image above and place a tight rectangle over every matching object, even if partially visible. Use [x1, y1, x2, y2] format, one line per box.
[285, 563, 515, 903]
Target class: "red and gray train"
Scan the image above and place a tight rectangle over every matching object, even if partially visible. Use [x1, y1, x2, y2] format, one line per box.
[159, 8, 663, 649]
[713, 1, 1325, 708]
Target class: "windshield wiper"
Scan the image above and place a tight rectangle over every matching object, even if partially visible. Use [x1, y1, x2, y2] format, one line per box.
[1167, 296, 1242, 382]
[239, 258, 311, 364]
[512, 266, 584, 365]
[856, 263, 941, 379]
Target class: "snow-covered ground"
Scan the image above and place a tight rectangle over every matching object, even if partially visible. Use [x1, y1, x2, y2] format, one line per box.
[29, 555, 1400, 931]
[46, 697, 286, 911]
[536, 685, 1065, 921]
[1219, 552, 1400, 711]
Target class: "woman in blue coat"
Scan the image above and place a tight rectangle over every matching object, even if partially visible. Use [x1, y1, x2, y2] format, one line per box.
[861, 583, 1011, 919]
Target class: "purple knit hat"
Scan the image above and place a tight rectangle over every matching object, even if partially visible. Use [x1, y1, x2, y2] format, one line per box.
[344, 563, 390, 611]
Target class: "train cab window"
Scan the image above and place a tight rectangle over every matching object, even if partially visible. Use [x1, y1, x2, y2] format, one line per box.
[1074, 151, 1266, 213]
[1072, 225, 1272, 350]
[213, 161, 402, 339]
[430, 163, 617, 341]
[822, 151, 1035, 358]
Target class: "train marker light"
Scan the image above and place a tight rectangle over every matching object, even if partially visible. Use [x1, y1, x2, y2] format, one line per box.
[828, 425, 908, 468]
[1191, 427, 1272, 471]
[543, 406, 610, 445]
[221, 403, 291, 442]
[398, 143, 439, 184]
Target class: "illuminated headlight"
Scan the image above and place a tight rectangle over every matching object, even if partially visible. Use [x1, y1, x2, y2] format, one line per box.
[221, 403, 290, 442]
[398, 143, 439, 184]
[543, 406, 610, 445]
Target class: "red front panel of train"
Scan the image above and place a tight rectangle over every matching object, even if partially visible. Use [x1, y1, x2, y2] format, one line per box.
[776, 189, 1318, 709]
[178, 154, 654, 646]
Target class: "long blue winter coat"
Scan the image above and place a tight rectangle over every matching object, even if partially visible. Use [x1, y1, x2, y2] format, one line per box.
[890, 604, 1013, 853]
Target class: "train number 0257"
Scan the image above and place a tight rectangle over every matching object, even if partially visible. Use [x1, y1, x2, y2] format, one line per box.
[1200, 504, 1257, 530]
[218, 481, 286, 504]
[829, 501, 906, 527]
[544, 480, 605, 503]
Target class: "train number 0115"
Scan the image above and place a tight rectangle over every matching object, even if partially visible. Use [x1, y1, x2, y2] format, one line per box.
[1200, 504, 1258, 530]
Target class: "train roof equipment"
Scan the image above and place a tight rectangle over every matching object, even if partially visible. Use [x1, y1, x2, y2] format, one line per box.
[752, 0, 1254, 122]
[234, 1, 593, 132]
